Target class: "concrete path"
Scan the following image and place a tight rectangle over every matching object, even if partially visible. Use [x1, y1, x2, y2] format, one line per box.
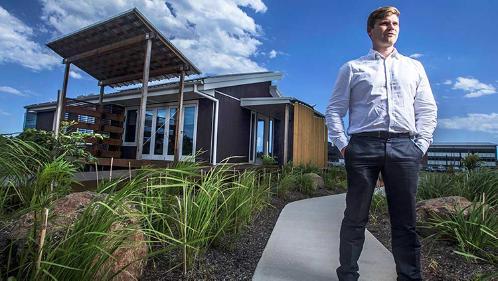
[253, 193, 396, 281]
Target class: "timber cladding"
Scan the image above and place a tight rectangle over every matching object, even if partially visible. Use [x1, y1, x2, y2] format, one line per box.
[292, 103, 328, 167]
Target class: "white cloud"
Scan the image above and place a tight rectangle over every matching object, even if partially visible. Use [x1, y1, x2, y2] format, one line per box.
[0, 6, 59, 71]
[439, 113, 498, 134]
[69, 70, 82, 79]
[443, 80, 452, 85]
[0, 109, 11, 116]
[452, 77, 496, 98]
[40, 0, 268, 74]
[0, 86, 27, 97]
[409, 53, 423, 59]
[269, 49, 277, 59]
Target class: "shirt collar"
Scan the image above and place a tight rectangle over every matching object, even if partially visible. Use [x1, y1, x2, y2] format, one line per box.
[368, 48, 400, 60]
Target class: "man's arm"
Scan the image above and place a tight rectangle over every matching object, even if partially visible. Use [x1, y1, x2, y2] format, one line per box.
[413, 62, 437, 153]
[325, 63, 352, 155]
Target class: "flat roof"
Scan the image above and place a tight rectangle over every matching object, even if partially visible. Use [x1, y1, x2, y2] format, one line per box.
[431, 142, 497, 147]
[25, 72, 282, 110]
[47, 8, 200, 87]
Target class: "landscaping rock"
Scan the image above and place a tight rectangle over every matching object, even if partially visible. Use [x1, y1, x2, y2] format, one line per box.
[304, 173, 324, 190]
[415, 196, 472, 236]
[8, 191, 147, 281]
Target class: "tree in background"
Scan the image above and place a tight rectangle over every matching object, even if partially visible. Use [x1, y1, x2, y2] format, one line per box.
[461, 153, 480, 171]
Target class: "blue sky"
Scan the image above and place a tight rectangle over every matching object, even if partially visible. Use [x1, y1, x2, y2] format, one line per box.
[1, 0, 497, 145]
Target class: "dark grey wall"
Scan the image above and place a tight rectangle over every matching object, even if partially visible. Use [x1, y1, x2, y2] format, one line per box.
[195, 98, 214, 163]
[215, 92, 251, 163]
[36, 110, 55, 131]
[217, 82, 272, 99]
[214, 82, 272, 163]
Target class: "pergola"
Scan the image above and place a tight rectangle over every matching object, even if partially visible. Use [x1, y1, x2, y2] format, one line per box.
[47, 8, 201, 161]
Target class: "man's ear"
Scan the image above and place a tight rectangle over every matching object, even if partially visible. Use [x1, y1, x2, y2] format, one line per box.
[367, 28, 372, 38]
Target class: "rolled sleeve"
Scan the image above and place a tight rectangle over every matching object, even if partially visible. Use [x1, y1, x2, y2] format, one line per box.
[413, 62, 437, 154]
[325, 63, 352, 151]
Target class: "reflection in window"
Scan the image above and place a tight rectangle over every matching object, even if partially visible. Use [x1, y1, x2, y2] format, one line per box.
[256, 119, 264, 158]
[154, 109, 166, 155]
[167, 108, 177, 155]
[142, 110, 153, 154]
[125, 110, 137, 142]
[182, 106, 195, 156]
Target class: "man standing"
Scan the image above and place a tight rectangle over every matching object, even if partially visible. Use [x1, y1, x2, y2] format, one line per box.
[325, 6, 437, 281]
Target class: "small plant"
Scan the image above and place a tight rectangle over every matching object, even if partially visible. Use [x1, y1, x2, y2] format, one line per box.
[296, 173, 314, 196]
[322, 167, 347, 192]
[277, 174, 298, 199]
[369, 193, 388, 224]
[262, 154, 277, 165]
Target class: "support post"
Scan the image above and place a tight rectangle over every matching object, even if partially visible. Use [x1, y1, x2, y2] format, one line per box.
[174, 69, 185, 162]
[98, 85, 105, 105]
[136, 35, 153, 160]
[283, 104, 290, 164]
[54, 62, 71, 138]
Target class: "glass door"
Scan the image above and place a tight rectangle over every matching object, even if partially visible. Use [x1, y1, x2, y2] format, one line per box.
[141, 105, 197, 160]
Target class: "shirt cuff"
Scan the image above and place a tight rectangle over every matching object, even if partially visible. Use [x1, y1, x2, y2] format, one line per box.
[414, 138, 430, 154]
[334, 137, 349, 152]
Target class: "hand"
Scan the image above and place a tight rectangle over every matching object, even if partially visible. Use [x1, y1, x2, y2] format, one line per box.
[341, 147, 346, 157]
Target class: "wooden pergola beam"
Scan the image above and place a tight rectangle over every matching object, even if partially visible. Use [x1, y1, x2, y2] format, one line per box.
[64, 34, 151, 64]
[98, 65, 185, 86]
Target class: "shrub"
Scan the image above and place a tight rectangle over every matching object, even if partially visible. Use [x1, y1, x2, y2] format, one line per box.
[428, 195, 498, 264]
[296, 173, 314, 196]
[277, 174, 298, 199]
[261, 155, 277, 165]
[461, 170, 498, 207]
[322, 167, 347, 192]
[417, 172, 463, 201]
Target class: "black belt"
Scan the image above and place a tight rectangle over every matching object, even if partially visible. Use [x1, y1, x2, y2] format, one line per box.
[352, 131, 410, 139]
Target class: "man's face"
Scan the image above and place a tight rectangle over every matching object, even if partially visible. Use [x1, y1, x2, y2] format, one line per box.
[368, 14, 399, 48]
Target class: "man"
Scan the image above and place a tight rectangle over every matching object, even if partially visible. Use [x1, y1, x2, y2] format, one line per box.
[325, 6, 437, 281]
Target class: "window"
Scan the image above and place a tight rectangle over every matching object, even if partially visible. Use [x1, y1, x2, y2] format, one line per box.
[24, 112, 37, 129]
[182, 106, 196, 156]
[124, 109, 137, 143]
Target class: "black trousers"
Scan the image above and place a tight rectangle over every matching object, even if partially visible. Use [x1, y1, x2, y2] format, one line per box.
[336, 135, 423, 281]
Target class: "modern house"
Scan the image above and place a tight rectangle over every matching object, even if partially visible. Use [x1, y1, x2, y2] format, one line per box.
[24, 9, 327, 167]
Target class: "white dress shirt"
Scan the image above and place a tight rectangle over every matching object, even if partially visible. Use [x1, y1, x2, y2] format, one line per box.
[325, 49, 437, 154]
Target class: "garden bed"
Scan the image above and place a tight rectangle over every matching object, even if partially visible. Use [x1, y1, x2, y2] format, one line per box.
[142, 188, 336, 280]
[367, 213, 496, 280]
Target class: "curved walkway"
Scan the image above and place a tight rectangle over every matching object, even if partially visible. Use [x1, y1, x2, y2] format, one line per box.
[253, 193, 396, 281]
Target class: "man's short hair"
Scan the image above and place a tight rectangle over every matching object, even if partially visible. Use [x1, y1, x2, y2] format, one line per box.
[367, 6, 400, 31]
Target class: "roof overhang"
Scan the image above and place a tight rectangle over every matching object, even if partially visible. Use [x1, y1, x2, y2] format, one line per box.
[240, 97, 325, 119]
[46, 8, 200, 87]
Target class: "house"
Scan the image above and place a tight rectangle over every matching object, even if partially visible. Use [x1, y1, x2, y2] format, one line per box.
[24, 9, 327, 167]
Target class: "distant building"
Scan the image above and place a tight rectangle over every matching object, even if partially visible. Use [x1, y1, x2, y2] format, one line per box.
[425, 142, 497, 170]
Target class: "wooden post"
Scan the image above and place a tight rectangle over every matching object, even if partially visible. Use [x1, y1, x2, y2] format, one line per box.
[174, 69, 185, 162]
[54, 62, 71, 138]
[136, 34, 153, 160]
[98, 85, 105, 105]
[283, 104, 290, 164]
